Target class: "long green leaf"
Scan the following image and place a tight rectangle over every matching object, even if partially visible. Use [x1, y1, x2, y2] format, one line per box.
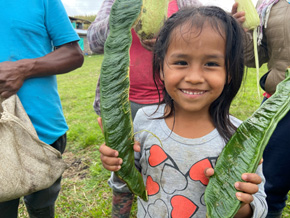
[100, 0, 147, 201]
[205, 68, 290, 217]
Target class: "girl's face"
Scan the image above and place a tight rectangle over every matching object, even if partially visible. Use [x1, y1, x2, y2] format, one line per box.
[160, 22, 227, 116]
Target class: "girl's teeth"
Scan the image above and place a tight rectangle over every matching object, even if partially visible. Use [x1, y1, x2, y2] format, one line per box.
[182, 90, 204, 95]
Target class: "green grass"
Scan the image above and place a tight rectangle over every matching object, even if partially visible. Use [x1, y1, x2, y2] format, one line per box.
[230, 66, 266, 119]
[18, 55, 290, 217]
[56, 55, 112, 217]
[58, 55, 103, 149]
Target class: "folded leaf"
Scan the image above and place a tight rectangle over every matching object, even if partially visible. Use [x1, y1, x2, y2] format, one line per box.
[100, 0, 147, 201]
[205, 68, 290, 217]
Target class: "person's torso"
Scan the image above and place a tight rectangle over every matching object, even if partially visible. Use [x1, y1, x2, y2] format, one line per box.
[258, 0, 290, 93]
[133, 105, 241, 217]
[128, 0, 179, 104]
[0, 0, 79, 144]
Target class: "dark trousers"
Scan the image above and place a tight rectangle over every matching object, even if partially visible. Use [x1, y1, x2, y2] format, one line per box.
[262, 105, 290, 218]
[0, 134, 66, 218]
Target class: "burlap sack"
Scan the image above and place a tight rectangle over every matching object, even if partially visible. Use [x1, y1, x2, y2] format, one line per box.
[0, 95, 67, 202]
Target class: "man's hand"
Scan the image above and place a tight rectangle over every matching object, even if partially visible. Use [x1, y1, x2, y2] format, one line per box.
[0, 60, 32, 98]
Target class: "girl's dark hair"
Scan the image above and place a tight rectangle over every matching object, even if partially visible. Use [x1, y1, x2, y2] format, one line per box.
[153, 6, 245, 142]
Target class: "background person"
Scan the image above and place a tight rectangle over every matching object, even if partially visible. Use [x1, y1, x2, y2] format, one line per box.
[0, 0, 84, 217]
[87, 0, 202, 119]
[242, 0, 290, 217]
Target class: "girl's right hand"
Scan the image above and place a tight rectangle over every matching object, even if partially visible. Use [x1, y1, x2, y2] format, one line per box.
[99, 142, 141, 171]
[98, 117, 141, 171]
[99, 143, 122, 171]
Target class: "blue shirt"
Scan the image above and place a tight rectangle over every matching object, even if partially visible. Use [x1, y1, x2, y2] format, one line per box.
[0, 0, 80, 144]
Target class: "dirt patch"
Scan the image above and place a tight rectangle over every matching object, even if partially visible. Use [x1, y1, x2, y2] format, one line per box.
[62, 151, 90, 180]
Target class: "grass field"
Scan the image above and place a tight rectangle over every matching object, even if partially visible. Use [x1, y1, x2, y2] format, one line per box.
[18, 55, 290, 217]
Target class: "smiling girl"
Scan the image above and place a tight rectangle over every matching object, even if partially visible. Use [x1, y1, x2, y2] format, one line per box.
[99, 6, 267, 218]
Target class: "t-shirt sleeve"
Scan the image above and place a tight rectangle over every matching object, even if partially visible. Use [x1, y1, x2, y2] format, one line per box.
[44, 0, 80, 47]
[250, 164, 268, 217]
[108, 172, 131, 193]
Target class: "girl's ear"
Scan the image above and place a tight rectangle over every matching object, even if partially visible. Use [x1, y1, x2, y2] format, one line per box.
[227, 75, 232, 84]
[160, 67, 164, 81]
[226, 68, 231, 84]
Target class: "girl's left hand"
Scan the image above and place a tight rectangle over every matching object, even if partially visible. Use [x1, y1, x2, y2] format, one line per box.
[234, 173, 262, 203]
[234, 173, 262, 217]
[204, 168, 262, 217]
[204, 168, 262, 203]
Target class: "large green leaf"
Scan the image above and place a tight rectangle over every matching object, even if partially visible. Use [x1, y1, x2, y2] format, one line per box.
[205, 68, 290, 217]
[100, 0, 147, 201]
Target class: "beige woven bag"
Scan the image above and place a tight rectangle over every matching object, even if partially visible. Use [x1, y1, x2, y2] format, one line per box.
[0, 95, 67, 202]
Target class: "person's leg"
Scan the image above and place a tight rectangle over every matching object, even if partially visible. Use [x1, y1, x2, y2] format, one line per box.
[266, 210, 283, 218]
[24, 177, 61, 218]
[24, 134, 66, 218]
[0, 198, 20, 218]
[263, 112, 290, 218]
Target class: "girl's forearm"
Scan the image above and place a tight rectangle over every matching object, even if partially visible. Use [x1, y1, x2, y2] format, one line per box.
[112, 191, 134, 218]
[234, 203, 253, 218]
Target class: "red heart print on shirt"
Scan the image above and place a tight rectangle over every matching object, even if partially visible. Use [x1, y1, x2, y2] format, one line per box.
[171, 195, 198, 218]
[148, 145, 168, 167]
[146, 175, 160, 196]
[188, 158, 213, 185]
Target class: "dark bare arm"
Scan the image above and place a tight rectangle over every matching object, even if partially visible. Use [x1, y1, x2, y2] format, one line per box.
[0, 41, 83, 98]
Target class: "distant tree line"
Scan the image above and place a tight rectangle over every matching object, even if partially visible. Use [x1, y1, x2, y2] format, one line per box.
[74, 15, 96, 22]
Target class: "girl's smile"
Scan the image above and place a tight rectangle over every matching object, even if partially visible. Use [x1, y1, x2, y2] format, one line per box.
[180, 89, 207, 100]
[160, 21, 227, 117]
[181, 89, 206, 95]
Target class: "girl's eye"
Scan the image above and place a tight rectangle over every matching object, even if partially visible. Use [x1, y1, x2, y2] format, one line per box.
[174, 61, 187, 66]
[205, 62, 219, 67]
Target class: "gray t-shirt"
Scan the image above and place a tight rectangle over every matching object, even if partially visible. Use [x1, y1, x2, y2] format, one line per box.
[109, 104, 267, 218]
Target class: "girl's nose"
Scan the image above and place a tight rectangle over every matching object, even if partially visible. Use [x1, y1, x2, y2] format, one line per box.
[184, 66, 205, 84]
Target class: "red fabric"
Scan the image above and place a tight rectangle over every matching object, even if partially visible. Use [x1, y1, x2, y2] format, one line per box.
[168, 0, 179, 17]
[129, 30, 161, 103]
[129, 1, 179, 103]
[263, 92, 272, 99]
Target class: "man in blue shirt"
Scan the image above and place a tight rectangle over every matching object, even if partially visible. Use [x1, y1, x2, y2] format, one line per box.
[0, 0, 84, 217]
